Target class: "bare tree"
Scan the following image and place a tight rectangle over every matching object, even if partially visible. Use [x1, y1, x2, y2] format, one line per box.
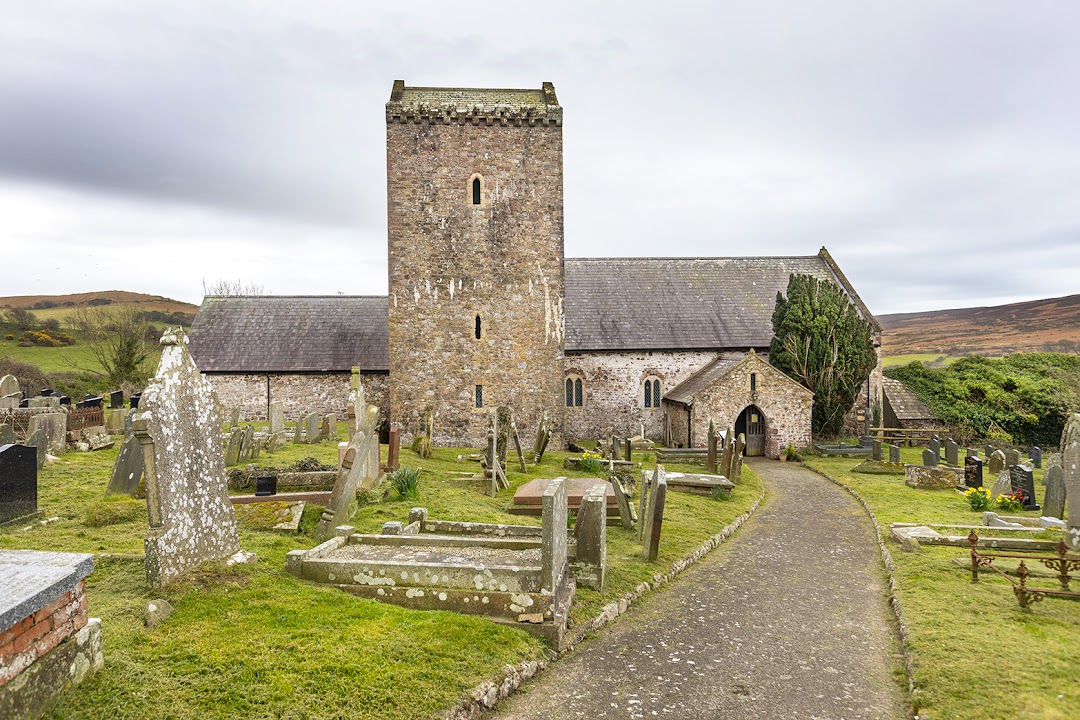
[202, 279, 267, 296]
[69, 306, 156, 385]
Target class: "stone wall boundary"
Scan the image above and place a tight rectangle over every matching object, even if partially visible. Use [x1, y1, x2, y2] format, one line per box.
[802, 463, 917, 714]
[441, 482, 766, 719]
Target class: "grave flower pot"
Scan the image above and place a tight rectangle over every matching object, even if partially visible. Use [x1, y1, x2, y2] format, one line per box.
[778, 454, 787, 463]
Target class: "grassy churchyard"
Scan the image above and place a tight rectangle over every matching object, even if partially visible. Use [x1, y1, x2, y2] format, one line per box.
[803, 447, 1078, 720]
[0, 423, 762, 720]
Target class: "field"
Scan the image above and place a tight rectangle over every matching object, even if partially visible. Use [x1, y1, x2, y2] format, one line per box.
[803, 449, 1077, 720]
[1, 427, 761, 720]
[0, 291, 197, 327]
[881, 353, 957, 368]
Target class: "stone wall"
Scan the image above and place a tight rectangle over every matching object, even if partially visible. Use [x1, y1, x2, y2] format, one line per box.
[680, 353, 813, 458]
[562, 350, 725, 442]
[0, 581, 88, 687]
[386, 105, 565, 447]
[204, 373, 389, 425]
[842, 349, 884, 436]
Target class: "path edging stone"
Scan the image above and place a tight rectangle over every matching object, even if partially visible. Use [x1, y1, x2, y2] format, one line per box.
[803, 462, 917, 713]
[441, 484, 767, 719]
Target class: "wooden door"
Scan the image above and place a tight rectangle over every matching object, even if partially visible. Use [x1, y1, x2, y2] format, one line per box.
[740, 406, 766, 456]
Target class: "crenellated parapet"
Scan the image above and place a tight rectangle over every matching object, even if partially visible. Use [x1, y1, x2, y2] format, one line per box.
[386, 80, 562, 126]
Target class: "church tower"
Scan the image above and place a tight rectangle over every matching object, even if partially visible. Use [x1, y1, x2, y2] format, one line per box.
[385, 81, 565, 446]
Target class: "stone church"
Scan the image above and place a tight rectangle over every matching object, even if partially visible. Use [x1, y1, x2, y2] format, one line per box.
[189, 81, 882, 458]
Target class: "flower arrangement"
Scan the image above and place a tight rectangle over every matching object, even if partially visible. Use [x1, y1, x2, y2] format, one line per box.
[578, 451, 604, 474]
[994, 489, 1026, 512]
[963, 486, 992, 511]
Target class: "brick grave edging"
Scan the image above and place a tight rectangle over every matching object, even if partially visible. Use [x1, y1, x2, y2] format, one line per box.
[802, 464, 917, 713]
[441, 485, 766, 719]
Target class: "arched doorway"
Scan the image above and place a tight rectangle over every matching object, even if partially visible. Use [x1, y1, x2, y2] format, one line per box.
[735, 405, 766, 457]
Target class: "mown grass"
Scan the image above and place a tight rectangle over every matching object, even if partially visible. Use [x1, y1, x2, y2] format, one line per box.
[803, 447, 1077, 720]
[2, 425, 759, 720]
[0, 338, 105, 375]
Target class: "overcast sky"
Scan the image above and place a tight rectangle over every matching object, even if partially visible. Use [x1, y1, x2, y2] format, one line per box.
[1, 1, 1078, 315]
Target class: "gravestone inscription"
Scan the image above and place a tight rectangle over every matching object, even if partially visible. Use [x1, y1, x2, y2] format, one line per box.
[1008, 464, 1039, 511]
[964, 455, 983, 489]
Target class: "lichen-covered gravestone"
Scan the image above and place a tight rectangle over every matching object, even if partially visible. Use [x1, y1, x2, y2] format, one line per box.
[29, 413, 66, 454]
[106, 428, 144, 497]
[133, 327, 242, 589]
[269, 401, 284, 435]
[25, 428, 48, 470]
[574, 484, 606, 591]
[1061, 413, 1080, 549]
[642, 465, 668, 562]
[0, 422, 14, 446]
[988, 450, 1006, 475]
[313, 404, 381, 542]
[0, 374, 20, 410]
[540, 477, 568, 594]
[1043, 465, 1065, 520]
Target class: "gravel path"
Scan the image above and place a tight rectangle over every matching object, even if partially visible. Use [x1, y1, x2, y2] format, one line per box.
[494, 458, 908, 720]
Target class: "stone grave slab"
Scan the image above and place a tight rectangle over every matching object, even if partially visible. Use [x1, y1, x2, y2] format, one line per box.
[0, 374, 19, 410]
[988, 450, 1006, 475]
[269, 402, 284, 435]
[664, 472, 735, 495]
[905, 464, 961, 490]
[541, 477, 569, 593]
[0, 444, 37, 524]
[990, 472, 1012, 501]
[1004, 448, 1021, 468]
[732, 434, 745, 481]
[1028, 446, 1042, 469]
[889, 444, 901, 464]
[573, 484, 607, 591]
[611, 477, 635, 530]
[0, 422, 14, 446]
[509, 476, 618, 518]
[304, 412, 320, 443]
[872, 439, 882, 462]
[134, 327, 241, 589]
[224, 427, 243, 467]
[922, 448, 938, 467]
[944, 439, 959, 467]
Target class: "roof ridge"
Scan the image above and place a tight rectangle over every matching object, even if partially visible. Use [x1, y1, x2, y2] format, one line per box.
[565, 255, 821, 262]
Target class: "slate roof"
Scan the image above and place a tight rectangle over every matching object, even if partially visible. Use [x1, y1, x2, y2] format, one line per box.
[882, 377, 937, 421]
[188, 296, 389, 373]
[663, 358, 740, 404]
[564, 254, 875, 352]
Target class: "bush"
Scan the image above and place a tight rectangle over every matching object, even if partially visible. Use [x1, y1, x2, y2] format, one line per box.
[963, 487, 993, 511]
[388, 466, 420, 500]
[578, 451, 605, 474]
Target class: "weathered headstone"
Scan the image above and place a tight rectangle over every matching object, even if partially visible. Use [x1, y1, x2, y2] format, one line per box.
[29, 413, 66, 454]
[611, 477, 635, 530]
[1004, 448, 1021, 468]
[1009, 464, 1039, 511]
[0, 374, 20, 410]
[269, 401, 284, 435]
[922, 448, 938, 467]
[313, 404, 380, 542]
[1028, 446, 1042, 469]
[387, 427, 401, 472]
[988, 449, 1006, 475]
[963, 455, 983, 489]
[872, 439, 882, 462]
[0, 444, 37, 524]
[638, 469, 652, 543]
[305, 413, 321, 444]
[532, 411, 551, 464]
[224, 427, 243, 467]
[540, 477, 569, 593]
[966, 448, 979, 460]
[510, 420, 527, 473]
[239, 424, 254, 462]
[29, 396, 60, 409]
[133, 327, 241, 589]
[0, 421, 14, 446]
[1043, 465, 1065, 520]
[624, 436, 632, 463]
[107, 433, 145, 497]
[321, 414, 335, 441]
[944, 439, 959, 467]
[574, 483, 607, 591]
[928, 436, 941, 459]
[292, 417, 305, 444]
[706, 419, 718, 474]
[990, 472, 1012, 502]
[642, 466, 668, 562]
[721, 428, 734, 478]
[732, 433, 745, 482]
[25, 428, 47, 469]
[889, 444, 901, 464]
[1064, 414, 1080, 549]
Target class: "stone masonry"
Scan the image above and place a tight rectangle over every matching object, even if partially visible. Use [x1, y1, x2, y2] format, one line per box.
[386, 81, 565, 447]
[204, 372, 388, 423]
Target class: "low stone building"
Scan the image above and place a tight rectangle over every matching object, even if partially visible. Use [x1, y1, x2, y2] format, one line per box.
[882, 377, 941, 431]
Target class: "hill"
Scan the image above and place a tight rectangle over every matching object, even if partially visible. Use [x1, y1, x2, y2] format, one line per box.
[878, 293, 1080, 363]
[0, 290, 197, 326]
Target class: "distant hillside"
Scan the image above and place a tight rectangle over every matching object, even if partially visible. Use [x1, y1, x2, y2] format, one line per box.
[0, 291, 197, 326]
[879, 293, 1080, 360]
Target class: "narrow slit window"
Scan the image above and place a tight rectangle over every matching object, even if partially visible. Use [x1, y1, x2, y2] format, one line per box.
[644, 381, 652, 408]
[652, 379, 661, 405]
[574, 378, 582, 407]
[750, 373, 757, 392]
[472, 177, 481, 205]
[475, 315, 482, 339]
[566, 378, 574, 407]
[475, 385, 483, 408]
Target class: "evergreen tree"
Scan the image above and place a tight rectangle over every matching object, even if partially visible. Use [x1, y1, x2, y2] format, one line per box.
[770, 274, 877, 437]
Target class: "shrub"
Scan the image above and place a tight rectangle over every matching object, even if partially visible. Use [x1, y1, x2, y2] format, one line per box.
[389, 466, 420, 500]
[963, 487, 993, 511]
[578, 451, 605, 474]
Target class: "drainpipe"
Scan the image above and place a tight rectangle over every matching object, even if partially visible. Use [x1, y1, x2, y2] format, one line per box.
[266, 374, 271, 422]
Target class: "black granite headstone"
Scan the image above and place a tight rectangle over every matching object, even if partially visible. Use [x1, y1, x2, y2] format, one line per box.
[59, 396, 71, 406]
[964, 456, 983, 489]
[255, 475, 278, 497]
[1009, 464, 1040, 511]
[0, 444, 38, 524]
[129, 392, 142, 409]
[109, 390, 124, 409]
[40, 388, 53, 397]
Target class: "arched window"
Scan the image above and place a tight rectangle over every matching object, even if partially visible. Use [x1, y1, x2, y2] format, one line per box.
[643, 376, 662, 408]
[475, 315, 482, 339]
[644, 381, 652, 408]
[472, 177, 482, 205]
[652, 379, 661, 405]
[565, 374, 583, 407]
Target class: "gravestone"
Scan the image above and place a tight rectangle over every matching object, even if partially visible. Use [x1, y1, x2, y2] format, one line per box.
[0, 422, 14, 446]
[313, 404, 380, 542]
[966, 448, 979, 460]
[963, 455, 983, 489]
[107, 432, 145, 497]
[540, 477, 569, 593]
[0, 374, 20, 410]
[1059, 413, 1080, 549]
[642, 466, 668, 562]
[238, 425, 255, 462]
[706, 419, 718, 474]
[724, 428, 736, 477]
[1042, 465, 1065, 520]
[269, 402, 284, 435]
[228, 408, 240, 431]
[889, 444, 901, 464]
[29, 396, 61, 409]
[133, 327, 241, 589]
[922, 448, 937, 467]
[510, 419, 528, 473]
[292, 417, 305, 444]
[1028, 446, 1042, 469]
[872, 440, 882, 462]
[575, 484, 607, 591]
[29, 413, 66, 454]
[624, 437, 632, 464]
[928, 436, 941, 458]
[1009, 464, 1039, 511]
[25, 428, 47, 469]
[732, 433, 745, 482]
[305, 413, 321, 443]
[387, 427, 401, 472]
[129, 392, 142, 409]
[224, 428, 243, 467]
[638, 469, 652, 543]
[321, 414, 337, 441]
[0, 444, 37, 524]
[944, 439, 959, 467]
[984, 445, 993, 460]
[990, 472, 1011, 501]
[109, 390, 124, 409]
[988, 450, 1006, 475]
[1004, 448, 1021, 468]
[532, 411, 552, 464]
[611, 477, 635, 530]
